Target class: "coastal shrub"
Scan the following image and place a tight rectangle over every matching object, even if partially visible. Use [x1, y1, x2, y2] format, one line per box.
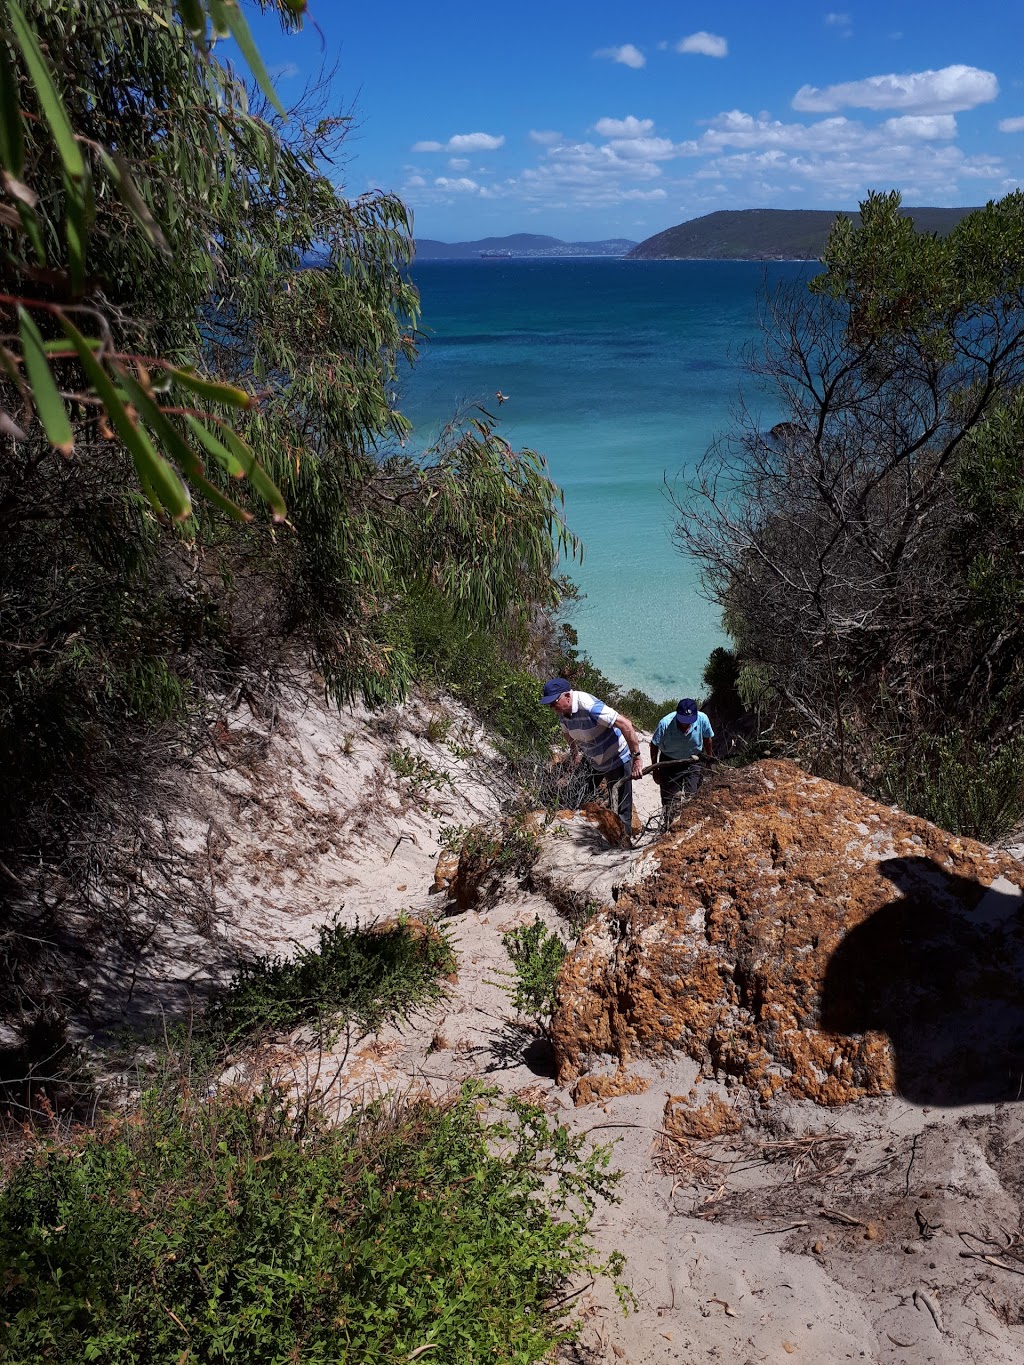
[877, 735, 1024, 842]
[675, 190, 1024, 789]
[0, 1081, 624, 1365]
[204, 917, 456, 1050]
[387, 745, 452, 800]
[500, 916, 569, 1026]
[399, 587, 559, 756]
[446, 815, 543, 911]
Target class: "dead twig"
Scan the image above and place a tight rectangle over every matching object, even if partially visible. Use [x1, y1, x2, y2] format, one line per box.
[820, 1205, 867, 1227]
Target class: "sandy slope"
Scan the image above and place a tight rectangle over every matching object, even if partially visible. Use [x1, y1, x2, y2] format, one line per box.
[83, 681, 1024, 1364]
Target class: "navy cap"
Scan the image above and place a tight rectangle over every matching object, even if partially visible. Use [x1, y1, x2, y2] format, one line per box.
[540, 677, 571, 704]
[676, 697, 699, 723]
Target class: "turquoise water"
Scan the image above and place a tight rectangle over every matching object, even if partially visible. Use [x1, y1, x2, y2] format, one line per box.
[399, 259, 813, 699]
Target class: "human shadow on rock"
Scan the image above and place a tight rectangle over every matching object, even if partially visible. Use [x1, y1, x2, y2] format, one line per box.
[820, 855, 1024, 1106]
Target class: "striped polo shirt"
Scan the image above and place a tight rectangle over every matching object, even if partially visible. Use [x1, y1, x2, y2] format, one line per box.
[559, 691, 630, 774]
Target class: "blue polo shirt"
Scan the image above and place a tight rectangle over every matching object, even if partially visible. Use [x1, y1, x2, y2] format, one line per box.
[558, 690, 631, 774]
[651, 710, 714, 761]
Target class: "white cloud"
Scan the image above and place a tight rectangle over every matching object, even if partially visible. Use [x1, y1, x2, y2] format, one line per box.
[447, 132, 505, 152]
[793, 64, 998, 115]
[268, 61, 300, 80]
[529, 129, 563, 145]
[412, 132, 504, 153]
[882, 114, 957, 139]
[824, 12, 851, 25]
[619, 188, 668, 201]
[657, 103, 1008, 208]
[676, 32, 728, 58]
[998, 116, 1024, 133]
[593, 115, 654, 139]
[595, 44, 645, 69]
[448, 157, 470, 170]
[433, 177, 481, 193]
[405, 175, 426, 187]
[607, 136, 676, 160]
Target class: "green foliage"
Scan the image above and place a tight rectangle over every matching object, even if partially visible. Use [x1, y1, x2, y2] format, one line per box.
[0, 0, 289, 520]
[681, 189, 1024, 830]
[448, 814, 543, 911]
[0, 1080, 625, 1364]
[876, 735, 1024, 843]
[954, 390, 1024, 639]
[204, 917, 456, 1050]
[1, 6, 574, 898]
[387, 745, 452, 800]
[701, 645, 740, 697]
[462, 815, 542, 880]
[500, 916, 569, 1024]
[398, 586, 560, 757]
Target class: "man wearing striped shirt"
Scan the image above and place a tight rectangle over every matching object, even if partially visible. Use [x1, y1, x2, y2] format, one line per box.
[540, 678, 644, 845]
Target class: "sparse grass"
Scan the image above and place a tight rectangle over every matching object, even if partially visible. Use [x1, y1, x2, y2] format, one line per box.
[877, 733, 1024, 841]
[424, 711, 452, 745]
[204, 916, 456, 1050]
[0, 1079, 626, 1365]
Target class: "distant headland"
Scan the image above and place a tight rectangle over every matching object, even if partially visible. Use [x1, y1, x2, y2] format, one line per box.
[415, 207, 980, 264]
[413, 234, 636, 260]
[627, 206, 980, 260]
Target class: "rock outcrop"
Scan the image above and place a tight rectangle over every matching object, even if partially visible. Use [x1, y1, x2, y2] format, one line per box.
[551, 760, 1024, 1106]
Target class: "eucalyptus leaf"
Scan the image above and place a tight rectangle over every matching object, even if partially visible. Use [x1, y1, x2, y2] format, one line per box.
[62, 320, 191, 520]
[7, 0, 86, 182]
[17, 306, 73, 454]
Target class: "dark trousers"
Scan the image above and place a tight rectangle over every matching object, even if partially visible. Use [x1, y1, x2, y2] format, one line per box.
[658, 760, 702, 806]
[580, 760, 633, 837]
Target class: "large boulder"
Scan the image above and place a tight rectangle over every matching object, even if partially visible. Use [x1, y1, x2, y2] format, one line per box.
[551, 760, 1024, 1106]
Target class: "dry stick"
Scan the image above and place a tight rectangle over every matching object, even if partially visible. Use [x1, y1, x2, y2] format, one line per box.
[820, 1205, 867, 1227]
[754, 1221, 810, 1236]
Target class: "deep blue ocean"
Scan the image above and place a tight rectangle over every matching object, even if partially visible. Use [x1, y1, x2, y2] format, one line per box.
[398, 258, 815, 700]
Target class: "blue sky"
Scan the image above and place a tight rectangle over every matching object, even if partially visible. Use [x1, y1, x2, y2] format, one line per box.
[244, 1, 1024, 243]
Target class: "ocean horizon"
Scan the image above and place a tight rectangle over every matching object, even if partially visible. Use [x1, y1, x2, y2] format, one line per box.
[399, 258, 816, 701]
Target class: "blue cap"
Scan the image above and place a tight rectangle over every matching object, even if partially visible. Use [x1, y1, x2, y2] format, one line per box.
[676, 698, 698, 723]
[540, 677, 571, 704]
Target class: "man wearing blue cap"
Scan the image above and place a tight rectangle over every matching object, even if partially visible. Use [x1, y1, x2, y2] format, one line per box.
[539, 678, 644, 844]
[649, 698, 714, 809]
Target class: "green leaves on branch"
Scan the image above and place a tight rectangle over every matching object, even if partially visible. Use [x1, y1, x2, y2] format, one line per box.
[17, 307, 72, 455]
[1, 0, 291, 522]
[55, 320, 285, 524]
[5, 0, 84, 184]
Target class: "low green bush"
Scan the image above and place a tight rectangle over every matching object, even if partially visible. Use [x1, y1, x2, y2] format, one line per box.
[500, 916, 569, 1026]
[0, 1080, 625, 1364]
[877, 733, 1024, 842]
[204, 916, 456, 1050]
[398, 587, 558, 757]
[387, 745, 452, 799]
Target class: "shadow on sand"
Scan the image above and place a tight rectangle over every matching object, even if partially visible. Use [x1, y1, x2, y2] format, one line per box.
[820, 855, 1024, 1105]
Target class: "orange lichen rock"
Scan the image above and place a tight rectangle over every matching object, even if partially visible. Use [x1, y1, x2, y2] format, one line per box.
[663, 1093, 742, 1142]
[550, 760, 1024, 1107]
[432, 848, 460, 895]
[571, 1069, 650, 1106]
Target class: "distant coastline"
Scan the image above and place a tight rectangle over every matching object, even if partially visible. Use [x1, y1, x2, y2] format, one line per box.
[415, 206, 979, 265]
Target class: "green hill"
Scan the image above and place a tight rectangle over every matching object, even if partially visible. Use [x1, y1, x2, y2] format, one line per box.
[627, 207, 980, 260]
